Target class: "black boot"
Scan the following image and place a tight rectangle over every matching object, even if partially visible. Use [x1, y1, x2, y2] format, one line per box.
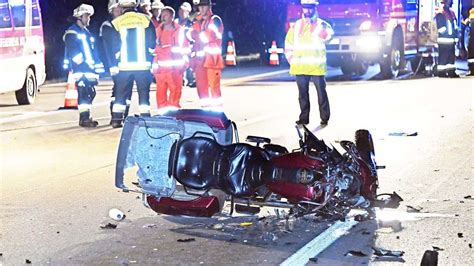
[111, 112, 123, 128]
[79, 118, 99, 128]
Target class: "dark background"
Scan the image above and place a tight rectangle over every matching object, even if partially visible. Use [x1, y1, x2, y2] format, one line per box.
[41, 0, 291, 80]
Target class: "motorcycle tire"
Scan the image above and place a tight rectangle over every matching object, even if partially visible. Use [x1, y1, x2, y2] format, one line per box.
[355, 129, 377, 175]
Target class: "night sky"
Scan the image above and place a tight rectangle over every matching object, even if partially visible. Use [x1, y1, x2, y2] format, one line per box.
[41, 0, 291, 80]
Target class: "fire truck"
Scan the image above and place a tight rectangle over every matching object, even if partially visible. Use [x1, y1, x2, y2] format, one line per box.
[286, 0, 464, 78]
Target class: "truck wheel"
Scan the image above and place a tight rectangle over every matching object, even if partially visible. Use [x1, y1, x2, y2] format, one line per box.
[15, 68, 37, 105]
[380, 35, 404, 79]
[355, 129, 376, 176]
[341, 62, 368, 76]
[341, 64, 354, 76]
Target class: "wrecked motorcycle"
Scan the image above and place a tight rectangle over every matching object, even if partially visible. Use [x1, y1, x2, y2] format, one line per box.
[115, 109, 380, 218]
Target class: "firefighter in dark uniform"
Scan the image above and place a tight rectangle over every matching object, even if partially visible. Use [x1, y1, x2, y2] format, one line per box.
[100, 0, 132, 123]
[435, 0, 459, 78]
[110, 0, 157, 128]
[63, 4, 104, 127]
[468, 8, 474, 75]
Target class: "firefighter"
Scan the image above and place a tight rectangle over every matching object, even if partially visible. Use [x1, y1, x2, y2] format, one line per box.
[100, 0, 132, 124]
[63, 4, 104, 128]
[188, 0, 225, 110]
[176, 2, 196, 88]
[284, 0, 333, 126]
[152, 7, 189, 113]
[139, 0, 152, 17]
[111, 0, 157, 128]
[150, 0, 164, 27]
[435, 0, 459, 78]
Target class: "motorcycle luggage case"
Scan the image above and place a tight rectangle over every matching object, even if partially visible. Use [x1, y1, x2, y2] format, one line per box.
[115, 110, 235, 198]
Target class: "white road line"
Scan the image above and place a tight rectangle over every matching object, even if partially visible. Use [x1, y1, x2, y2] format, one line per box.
[280, 219, 358, 266]
[0, 70, 288, 125]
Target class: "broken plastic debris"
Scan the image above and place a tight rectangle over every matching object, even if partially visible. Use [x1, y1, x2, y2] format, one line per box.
[240, 222, 253, 227]
[142, 224, 157, 228]
[25, 259, 32, 264]
[372, 247, 404, 257]
[406, 205, 423, 213]
[308, 256, 318, 263]
[464, 195, 472, 199]
[432, 246, 444, 251]
[261, 232, 278, 242]
[109, 208, 125, 221]
[457, 233, 464, 238]
[469, 243, 472, 248]
[420, 250, 438, 266]
[388, 132, 418, 137]
[177, 238, 195, 242]
[100, 223, 118, 229]
[211, 224, 224, 230]
[345, 250, 368, 257]
[378, 220, 402, 232]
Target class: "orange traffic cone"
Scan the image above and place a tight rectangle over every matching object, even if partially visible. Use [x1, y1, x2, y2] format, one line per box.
[269, 40, 280, 66]
[59, 71, 78, 109]
[225, 41, 237, 66]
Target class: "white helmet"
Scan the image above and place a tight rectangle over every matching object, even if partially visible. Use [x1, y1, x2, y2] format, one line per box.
[118, 0, 138, 8]
[73, 4, 94, 18]
[108, 0, 120, 13]
[180, 2, 192, 12]
[140, 0, 151, 6]
[151, 0, 164, 10]
[301, 0, 319, 6]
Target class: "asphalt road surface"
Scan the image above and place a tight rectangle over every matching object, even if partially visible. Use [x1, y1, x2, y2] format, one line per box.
[1, 66, 473, 265]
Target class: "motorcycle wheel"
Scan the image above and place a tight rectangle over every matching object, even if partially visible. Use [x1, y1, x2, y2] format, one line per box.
[355, 129, 376, 174]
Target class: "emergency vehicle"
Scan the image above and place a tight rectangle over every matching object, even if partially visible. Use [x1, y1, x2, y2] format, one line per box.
[0, 0, 45, 105]
[286, 0, 463, 78]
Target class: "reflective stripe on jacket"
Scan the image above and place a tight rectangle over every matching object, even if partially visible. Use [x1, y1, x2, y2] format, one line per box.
[152, 21, 190, 73]
[112, 11, 156, 71]
[435, 9, 458, 45]
[285, 17, 333, 76]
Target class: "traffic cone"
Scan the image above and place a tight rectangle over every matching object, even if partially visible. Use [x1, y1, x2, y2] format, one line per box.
[269, 40, 279, 66]
[59, 71, 78, 110]
[225, 41, 237, 66]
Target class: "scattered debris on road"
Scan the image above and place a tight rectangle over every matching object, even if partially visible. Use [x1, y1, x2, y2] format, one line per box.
[406, 205, 423, 213]
[177, 238, 196, 243]
[345, 250, 368, 257]
[372, 247, 404, 258]
[469, 243, 472, 248]
[142, 224, 157, 229]
[100, 223, 118, 229]
[109, 208, 125, 221]
[432, 246, 444, 251]
[464, 195, 472, 199]
[240, 222, 253, 227]
[388, 132, 418, 137]
[457, 233, 464, 238]
[420, 250, 438, 266]
[308, 256, 318, 263]
[25, 259, 32, 264]
[378, 220, 403, 232]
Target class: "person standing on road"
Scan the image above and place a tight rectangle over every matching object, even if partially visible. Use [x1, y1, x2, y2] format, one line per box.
[110, 0, 156, 128]
[152, 7, 189, 113]
[284, 0, 333, 126]
[100, 0, 132, 124]
[467, 7, 474, 75]
[187, 0, 225, 110]
[435, 0, 459, 78]
[176, 2, 196, 88]
[63, 4, 104, 128]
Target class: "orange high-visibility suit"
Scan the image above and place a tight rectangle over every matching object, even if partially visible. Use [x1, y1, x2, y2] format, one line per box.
[188, 10, 224, 109]
[153, 21, 189, 112]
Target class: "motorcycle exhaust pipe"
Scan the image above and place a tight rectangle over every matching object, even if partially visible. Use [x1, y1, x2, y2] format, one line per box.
[233, 198, 294, 209]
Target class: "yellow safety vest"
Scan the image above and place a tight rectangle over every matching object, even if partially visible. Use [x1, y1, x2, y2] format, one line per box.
[285, 17, 333, 76]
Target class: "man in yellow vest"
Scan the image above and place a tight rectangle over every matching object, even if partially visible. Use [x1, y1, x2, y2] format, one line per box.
[285, 0, 333, 126]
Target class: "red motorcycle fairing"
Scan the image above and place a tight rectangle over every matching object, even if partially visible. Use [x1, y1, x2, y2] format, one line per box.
[147, 195, 221, 217]
[270, 152, 325, 169]
[356, 158, 378, 200]
[165, 109, 232, 130]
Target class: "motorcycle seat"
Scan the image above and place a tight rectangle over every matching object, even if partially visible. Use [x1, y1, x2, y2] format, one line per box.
[170, 137, 271, 197]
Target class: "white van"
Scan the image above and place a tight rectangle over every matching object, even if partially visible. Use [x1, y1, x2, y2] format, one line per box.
[0, 0, 45, 105]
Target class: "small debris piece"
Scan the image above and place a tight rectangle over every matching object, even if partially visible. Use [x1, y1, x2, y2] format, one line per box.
[362, 231, 371, 235]
[420, 250, 438, 266]
[109, 208, 125, 221]
[240, 222, 253, 227]
[136, 196, 140, 199]
[177, 238, 195, 243]
[407, 205, 423, 213]
[100, 223, 117, 229]
[433, 169, 440, 172]
[372, 247, 404, 257]
[460, 201, 465, 203]
[432, 246, 444, 251]
[468, 243, 472, 248]
[464, 195, 472, 199]
[345, 250, 367, 257]
[228, 238, 238, 242]
[142, 224, 157, 228]
[458, 233, 464, 238]
[211, 224, 223, 230]
[388, 132, 418, 137]
[308, 257, 318, 263]
[396, 236, 400, 239]
[57, 231, 60, 234]
[355, 214, 370, 222]
[26, 259, 32, 264]
[378, 220, 402, 232]
[0, 253, 2, 256]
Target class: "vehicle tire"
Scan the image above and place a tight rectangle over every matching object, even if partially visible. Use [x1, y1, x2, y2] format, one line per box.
[341, 59, 368, 77]
[355, 129, 376, 175]
[15, 68, 37, 105]
[354, 62, 369, 76]
[380, 33, 404, 79]
[341, 64, 354, 76]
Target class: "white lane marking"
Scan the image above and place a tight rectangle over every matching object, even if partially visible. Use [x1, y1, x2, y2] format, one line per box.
[280, 219, 358, 266]
[0, 70, 288, 125]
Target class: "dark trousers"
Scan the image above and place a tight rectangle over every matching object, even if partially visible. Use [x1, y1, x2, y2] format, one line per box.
[437, 43, 456, 77]
[76, 78, 97, 121]
[110, 75, 133, 117]
[469, 21, 474, 73]
[113, 70, 152, 121]
[296, 75, 330, 123]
